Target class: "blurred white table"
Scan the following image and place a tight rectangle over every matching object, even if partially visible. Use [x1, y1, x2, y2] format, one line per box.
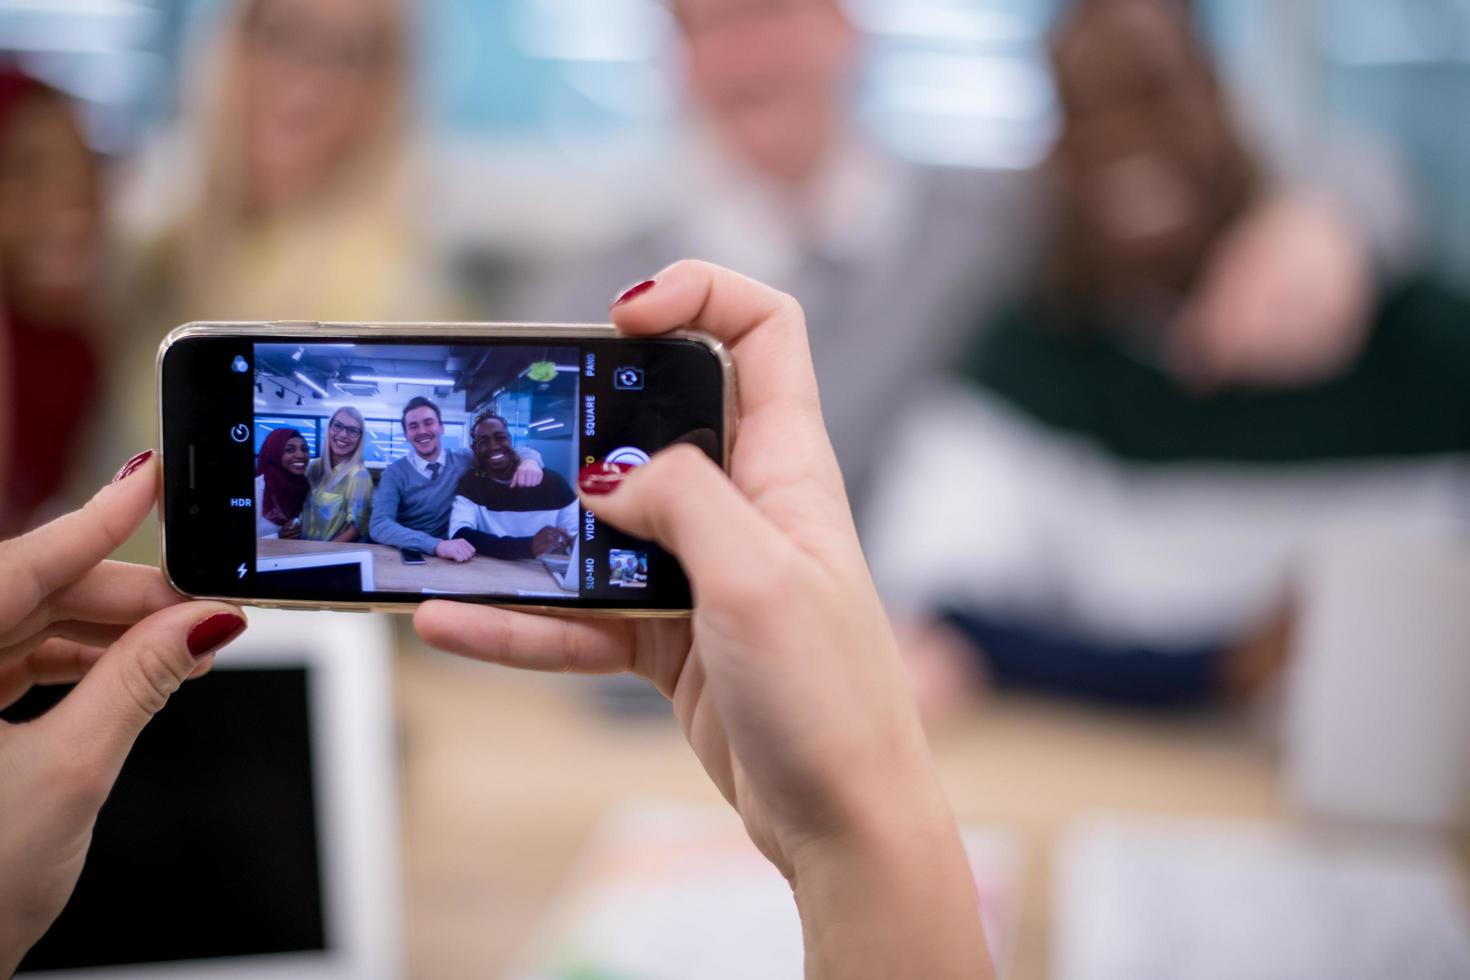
[393, 629, 1468, 979]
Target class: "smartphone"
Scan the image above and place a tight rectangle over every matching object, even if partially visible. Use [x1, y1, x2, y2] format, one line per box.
[158, 322, 734, 614]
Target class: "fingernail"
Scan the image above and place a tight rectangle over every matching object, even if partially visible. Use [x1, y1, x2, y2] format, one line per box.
[187, 612, 246, 658]
[611, 279, 656, 309]
[579, 460, 634, 496]
[112, 449, 154, 484]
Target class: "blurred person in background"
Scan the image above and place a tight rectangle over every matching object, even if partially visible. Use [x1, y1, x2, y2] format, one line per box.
[521, 0, 1412, 525]
[522, 0, 1032, 519]
[0, 69, 106, 537]
[133, 0, 427, 324]
[864, 0, 1470, 713]
[103, 0, 439, 559]
[302, 405, 373, 543]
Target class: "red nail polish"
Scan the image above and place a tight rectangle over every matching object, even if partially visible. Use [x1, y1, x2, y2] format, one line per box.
[611, 279, 656, 309]
[187, 613, 246, 657]
[579, 460, 634, 496]
[112, 449, 154, 484]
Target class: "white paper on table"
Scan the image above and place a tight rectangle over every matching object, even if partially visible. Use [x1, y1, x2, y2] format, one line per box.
[1055, 815, 1470, 980]
[509, 799, 1024, 980]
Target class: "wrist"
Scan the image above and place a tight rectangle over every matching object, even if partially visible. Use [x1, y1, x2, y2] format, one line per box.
[787, 787, 992, 980]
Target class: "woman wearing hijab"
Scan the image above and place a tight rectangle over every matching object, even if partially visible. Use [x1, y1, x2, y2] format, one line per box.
[254, 427, 309, 539]
[302, 406, 373, 542]
[0, 68, 105, 536]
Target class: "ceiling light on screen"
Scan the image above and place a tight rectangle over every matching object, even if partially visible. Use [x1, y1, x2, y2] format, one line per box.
[294, 371, 329, 397]
[349, 373, 456, 387]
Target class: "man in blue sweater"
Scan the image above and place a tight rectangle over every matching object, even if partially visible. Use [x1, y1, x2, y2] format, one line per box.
[370, 396, 542, 562]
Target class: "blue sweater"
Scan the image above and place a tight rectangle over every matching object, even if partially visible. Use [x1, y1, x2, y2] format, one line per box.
[369, 450, 473, 552]
[369, 447, 544, 552]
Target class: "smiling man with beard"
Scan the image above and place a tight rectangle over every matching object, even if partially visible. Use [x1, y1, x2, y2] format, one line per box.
[448, 412, 576, 561]
[370, 396, 544, 562]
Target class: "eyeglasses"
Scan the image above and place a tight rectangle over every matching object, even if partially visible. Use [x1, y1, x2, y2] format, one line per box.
[247, 13, 389, 77]
[329, 419, 363, 438]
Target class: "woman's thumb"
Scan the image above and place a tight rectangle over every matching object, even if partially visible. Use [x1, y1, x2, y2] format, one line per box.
[35, 603, 246, 791]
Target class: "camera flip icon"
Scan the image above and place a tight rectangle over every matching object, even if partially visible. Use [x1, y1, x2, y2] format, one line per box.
[613, 366, 644, 391]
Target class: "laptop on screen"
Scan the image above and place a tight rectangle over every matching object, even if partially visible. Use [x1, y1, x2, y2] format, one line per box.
[256, 551, 377, 593]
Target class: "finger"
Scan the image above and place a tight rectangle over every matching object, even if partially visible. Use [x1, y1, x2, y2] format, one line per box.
[0, 453, 159, 621]
[581, 443, 792, 594]
[44, 562, 182, 627]
[0, 638, 106, 710]
[414, 601, 634, 675]
[610, 260, 825, 434]
[0, 620, 128, 663]
[36, 603, 246, 786]
[0, 562, 181, 650]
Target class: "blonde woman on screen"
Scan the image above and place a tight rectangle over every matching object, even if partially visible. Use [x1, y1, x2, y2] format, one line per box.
[303, 406, 373, 543]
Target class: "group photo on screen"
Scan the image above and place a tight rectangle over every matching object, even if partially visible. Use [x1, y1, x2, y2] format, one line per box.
[251, 342, 581, 598]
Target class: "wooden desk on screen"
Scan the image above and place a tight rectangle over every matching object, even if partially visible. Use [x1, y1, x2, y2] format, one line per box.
[256, 537, 575, 597]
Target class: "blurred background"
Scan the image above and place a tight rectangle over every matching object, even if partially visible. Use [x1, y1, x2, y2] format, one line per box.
[1, 1, 1469, 978]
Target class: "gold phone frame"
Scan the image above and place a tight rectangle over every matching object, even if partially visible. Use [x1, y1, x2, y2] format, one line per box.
[156, 320, 738, 617]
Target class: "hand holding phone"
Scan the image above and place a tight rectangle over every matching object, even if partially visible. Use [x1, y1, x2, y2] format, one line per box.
[413, 263, 992, 978]
[0, 456, 248, 976]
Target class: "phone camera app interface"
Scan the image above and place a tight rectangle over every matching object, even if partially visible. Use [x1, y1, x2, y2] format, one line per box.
[249, 342, 581, 601]
[608, 549, 648, 589]
[613, 366, 644, 391]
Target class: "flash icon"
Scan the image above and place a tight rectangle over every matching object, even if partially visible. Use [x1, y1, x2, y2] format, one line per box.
[236, 563, 247, 580]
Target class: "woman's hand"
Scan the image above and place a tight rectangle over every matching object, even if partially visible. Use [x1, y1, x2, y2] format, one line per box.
[0, 452, 247, 975]
[279, 518, 302, 540]
[415, 262, 992, 979]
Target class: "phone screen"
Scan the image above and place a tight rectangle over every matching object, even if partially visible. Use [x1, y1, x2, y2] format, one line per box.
[161, 332, 726, 611]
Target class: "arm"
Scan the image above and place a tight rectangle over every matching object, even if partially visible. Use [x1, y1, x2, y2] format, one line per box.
[555, 499, 578, 540]
[370, 468, 440, 553]
[795, 804, 989, 980]
[939, 608, 1225, 707]
[511, 447, 543, 488]
[1172, 192, 1376, 389]
[448, 493, 534, 560]
[447, 492, 476, 539]
[453, 527, 535, 561]
[416, 262, 993, 979]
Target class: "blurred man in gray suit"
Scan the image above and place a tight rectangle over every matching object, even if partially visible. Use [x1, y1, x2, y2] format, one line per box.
[517, 0, 1406, 529]
[522, 0, 1035, 519]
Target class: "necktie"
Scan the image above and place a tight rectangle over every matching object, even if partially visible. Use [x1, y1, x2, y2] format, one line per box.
[426, 461, 441, 482]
